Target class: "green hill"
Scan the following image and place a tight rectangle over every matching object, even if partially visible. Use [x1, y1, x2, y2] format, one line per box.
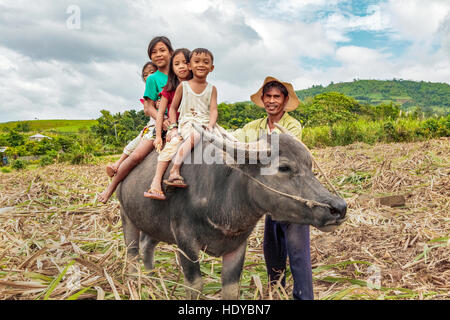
[295, 80, 450, 115]
[0, 119, 97, 133]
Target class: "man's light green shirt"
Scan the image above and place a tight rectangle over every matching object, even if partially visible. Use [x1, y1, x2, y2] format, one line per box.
[233, 112, 302, 142]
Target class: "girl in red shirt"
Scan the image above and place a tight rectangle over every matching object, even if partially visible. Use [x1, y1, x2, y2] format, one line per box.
[144, 48, 192, 200]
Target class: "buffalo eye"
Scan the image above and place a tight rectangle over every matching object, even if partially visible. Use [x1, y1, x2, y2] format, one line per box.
[278, 165, 292, 173]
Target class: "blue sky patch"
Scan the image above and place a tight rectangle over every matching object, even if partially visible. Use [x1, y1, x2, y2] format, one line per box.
[300, 56, 342, 71]
[339, 0, 387, 16]
[338, 30, 412, 57]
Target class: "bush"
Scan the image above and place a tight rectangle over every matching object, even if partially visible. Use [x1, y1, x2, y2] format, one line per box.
[55, 135, 75, 152]
[11, 159, 27, 170]
[330, 122, 366, 146]
[6, 129, 25, 147]
[383, 121, 397, 142]
[437, 115, 450, 137]
[69, 151, 86, 165]
[57, 151, 93, 165]
[302, 117, 447, 148]
[395, 119, 417, 142]
[46, 150, 58, 158]
[39, 155, 54, 167]
[300, 92, 360, 127]
[302, 126, 332, 148]
[421, 118, 439, 133]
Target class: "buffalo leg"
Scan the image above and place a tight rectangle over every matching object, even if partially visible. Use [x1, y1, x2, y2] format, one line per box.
[177, 245, 202, 300]
[120, 208, 140, 273]
[221, 240, 247, 300]
[139, 233, 159, 271]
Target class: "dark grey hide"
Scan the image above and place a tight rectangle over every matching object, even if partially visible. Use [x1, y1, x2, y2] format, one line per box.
[116, 132, 346, 299]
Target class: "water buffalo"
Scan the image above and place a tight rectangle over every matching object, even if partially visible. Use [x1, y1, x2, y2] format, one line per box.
[116, 124, 347, 299]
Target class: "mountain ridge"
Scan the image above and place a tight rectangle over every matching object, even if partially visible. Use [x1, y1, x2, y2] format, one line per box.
[295, 79, 450, 114]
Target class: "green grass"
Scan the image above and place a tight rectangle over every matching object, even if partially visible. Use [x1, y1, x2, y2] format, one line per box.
[0, 119, 97, 133]
[302, 116, 449, 148]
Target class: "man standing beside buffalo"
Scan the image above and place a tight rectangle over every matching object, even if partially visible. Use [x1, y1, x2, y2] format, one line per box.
[233, 76, 313, 300]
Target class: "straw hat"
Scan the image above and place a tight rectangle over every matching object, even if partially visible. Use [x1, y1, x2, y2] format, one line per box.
[250, 76, 300, 112]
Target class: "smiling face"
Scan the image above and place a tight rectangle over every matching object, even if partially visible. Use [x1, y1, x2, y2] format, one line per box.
[189, 52, 214, 79]
[172, 52, 190, 81]
[261, 87, 288, 116]
[150, 41, 171, 70]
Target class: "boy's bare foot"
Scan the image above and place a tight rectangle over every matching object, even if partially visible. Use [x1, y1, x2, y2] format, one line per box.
[97, 188, 114, 203]
[106, 163, 119, 178]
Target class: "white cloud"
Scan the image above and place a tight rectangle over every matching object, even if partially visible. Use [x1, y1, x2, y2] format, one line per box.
[383, 0, 450, 41]
[292, 45, 394, 89]
[335, 45, 390, 65]
[246, 17, 334, 59]
[269, 0, 341, 13]
[0, 46, 144, 121]
[322, 0, 450, 45]
[325, 4, 390, 35]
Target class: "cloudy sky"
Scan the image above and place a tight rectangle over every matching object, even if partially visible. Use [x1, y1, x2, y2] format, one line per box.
[0, 0, 449, 122]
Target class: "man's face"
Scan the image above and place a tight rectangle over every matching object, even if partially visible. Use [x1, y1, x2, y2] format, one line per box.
[262, 87, 288, 116]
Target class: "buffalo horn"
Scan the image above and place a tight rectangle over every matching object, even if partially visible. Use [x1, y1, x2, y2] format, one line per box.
[273, 123, 294, 136]
[192, 123, 271, 161]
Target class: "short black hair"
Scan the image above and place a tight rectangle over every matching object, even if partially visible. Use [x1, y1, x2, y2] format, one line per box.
[147, 36, 174, 59]
[262, 81, 288, 98]
[190, 48, 214, 63]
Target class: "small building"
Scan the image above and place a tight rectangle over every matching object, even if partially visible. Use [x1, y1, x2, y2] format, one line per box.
[29, 134, 52, 142]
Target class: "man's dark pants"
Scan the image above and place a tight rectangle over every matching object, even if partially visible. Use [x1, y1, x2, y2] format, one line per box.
[263, 215, 314, 300]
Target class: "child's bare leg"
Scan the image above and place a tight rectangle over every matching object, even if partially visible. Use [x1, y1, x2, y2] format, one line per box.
[150, 161, 170, 192]
[106, 153, 129, 177]
[143, 160, 170, 199]
[107, 134, 142, 177]
[145, 136, 183, 198]
[98, 139, 154, 203]
[168, 132, 200, 182]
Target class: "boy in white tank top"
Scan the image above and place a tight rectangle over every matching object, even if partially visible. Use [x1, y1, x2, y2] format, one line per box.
[144, 48, 219, 199]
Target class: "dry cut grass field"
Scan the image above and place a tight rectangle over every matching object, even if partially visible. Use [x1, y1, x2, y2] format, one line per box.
[0, 138, 448, 300]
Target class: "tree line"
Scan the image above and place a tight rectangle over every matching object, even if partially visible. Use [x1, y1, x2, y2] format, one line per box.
[1, 91, 449, 171]
[90, 91, 449, 149]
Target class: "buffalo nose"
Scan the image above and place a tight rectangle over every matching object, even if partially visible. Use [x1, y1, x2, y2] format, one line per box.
[330, 199, 347, 219]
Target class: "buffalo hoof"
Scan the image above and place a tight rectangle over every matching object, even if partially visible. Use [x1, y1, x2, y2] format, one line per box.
[142, 255, 155, 271]
[185, 277, 203, 300]
[126, 255, 140, 275]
